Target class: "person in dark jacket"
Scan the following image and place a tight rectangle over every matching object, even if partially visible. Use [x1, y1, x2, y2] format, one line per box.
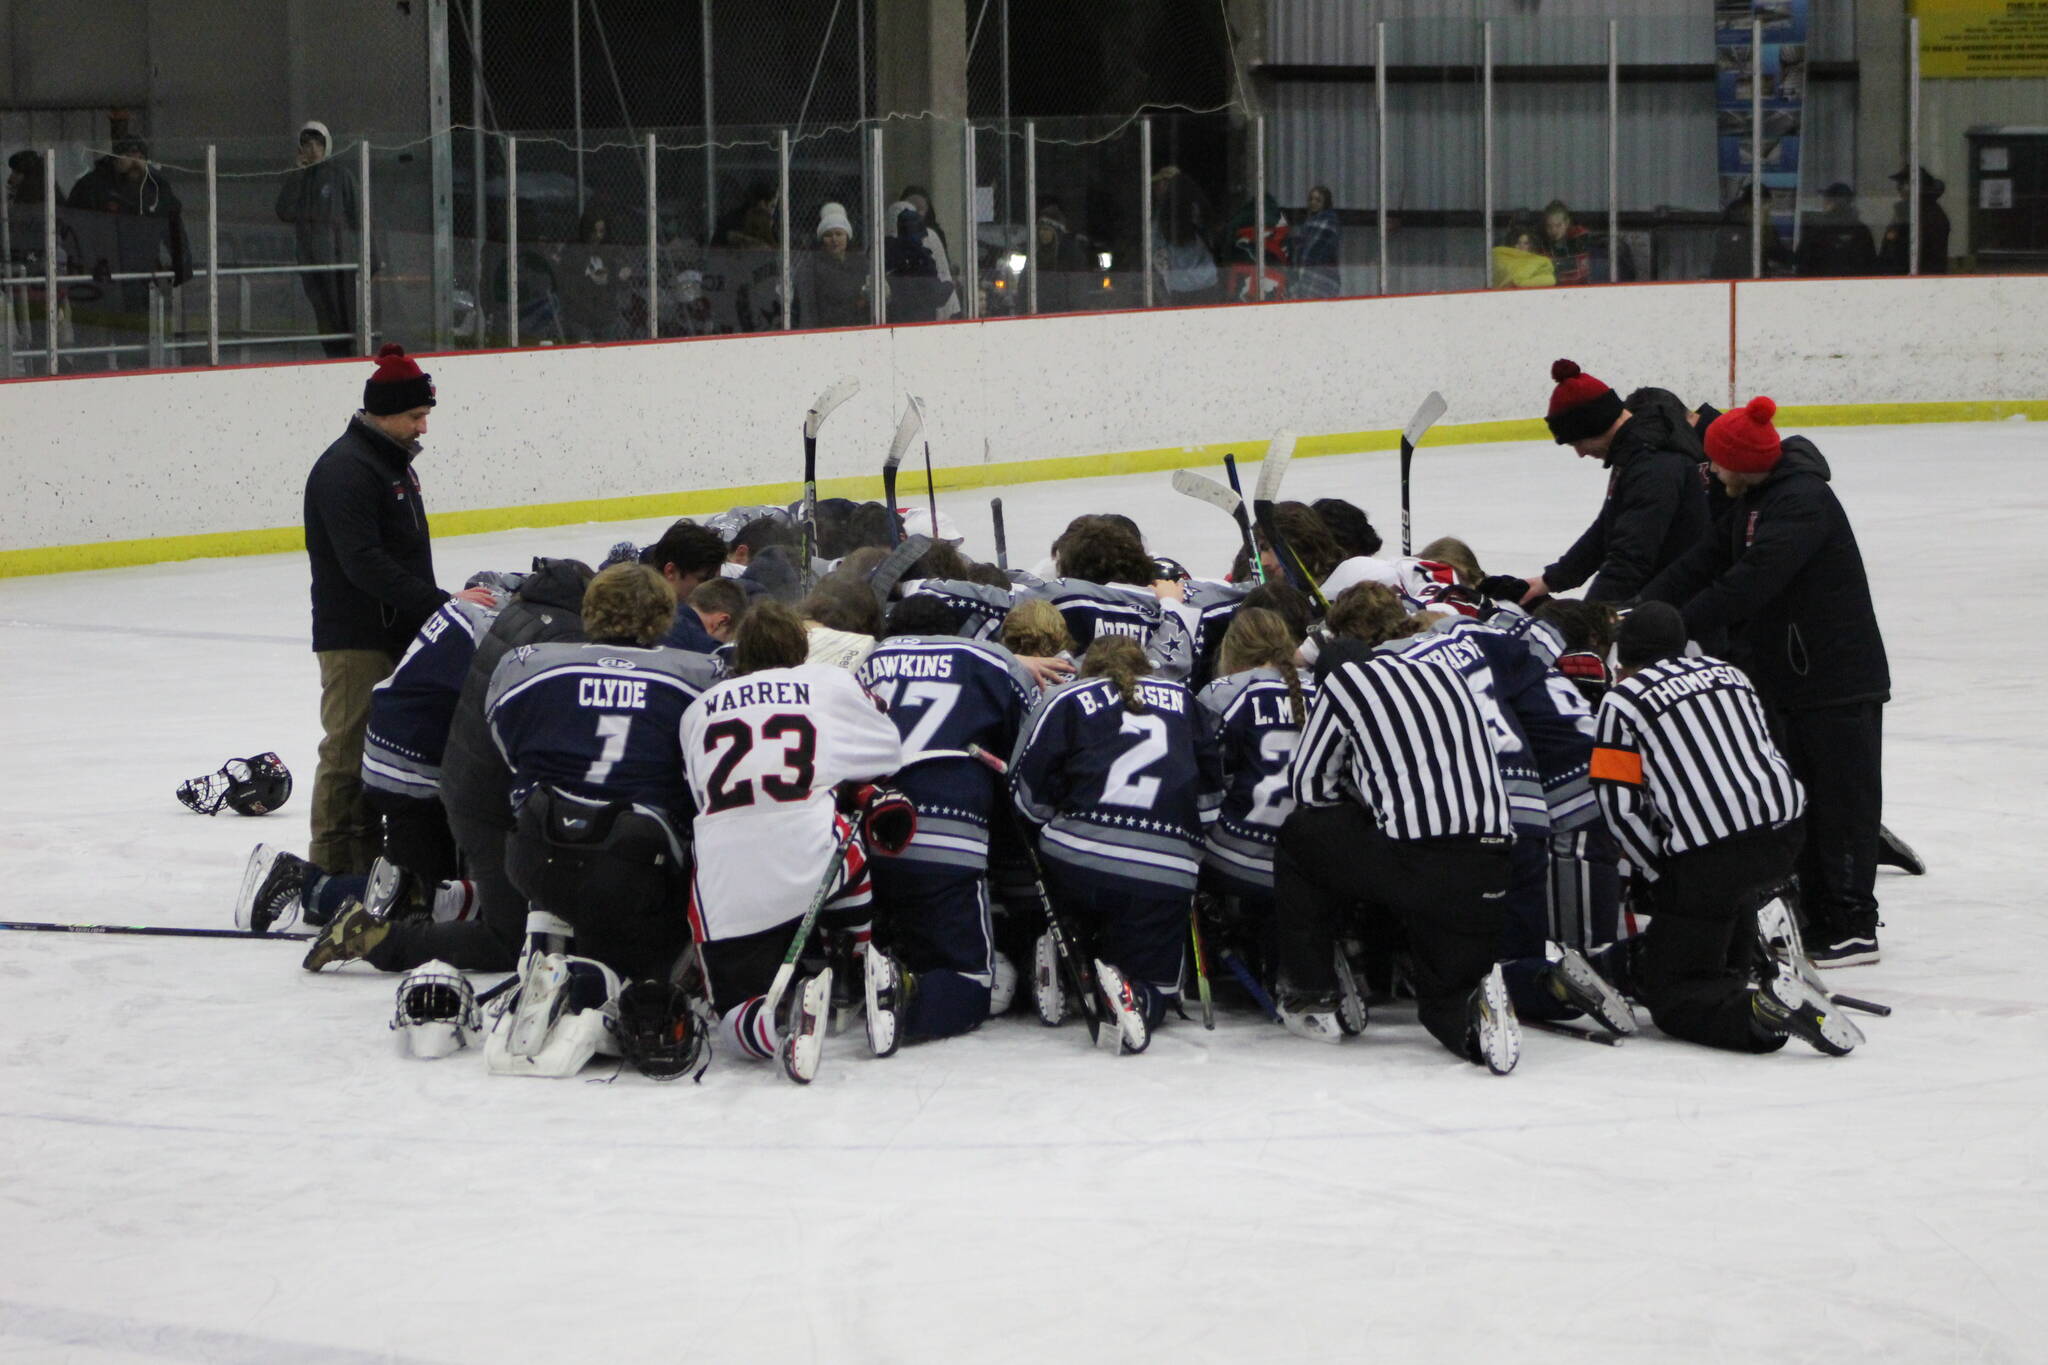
[64, 137, 192, 365]
[303, 344, 482, 876]
[1639, 396, 1891, 968]
[1796, 182, 1877, 278]
[883, 201, 954, 323]
[302, 557, 597, 975]
[275, 121, 361, 356]
[1877, 166, 1950, 276]
[1513, 360, 1712, 605]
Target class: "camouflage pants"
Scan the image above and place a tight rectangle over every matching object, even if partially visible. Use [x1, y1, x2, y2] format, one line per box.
[312, 649, 395, 875]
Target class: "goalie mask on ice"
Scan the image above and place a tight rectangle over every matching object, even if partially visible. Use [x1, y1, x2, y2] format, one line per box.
[177, 753, 293, 816]
[391, 960, 481, 1059]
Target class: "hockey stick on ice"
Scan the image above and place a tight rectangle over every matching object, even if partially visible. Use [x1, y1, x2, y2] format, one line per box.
[882, 396, 925, 547]
[801, 376, 862, 592]
[1188, 907, 1216, 1029]
[990, 498, 1009, 571]
[1399, 390, 1448, 557]
[760, 818, 863, 1024]
[1174, 469, 1260, 585]
[0, 920, 316, 941]
[965, 743, 1103, 1044]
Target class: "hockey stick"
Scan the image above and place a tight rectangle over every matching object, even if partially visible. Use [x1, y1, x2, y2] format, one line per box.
[965, 743, 1103, 1043]
[1250, 430, 1329, 610]
[990, 498, 1008, 571]
[1523, 1017, 1624, 1046]
[1876, 822, 1927, 875]
[1221, 454, 1265, 584]
[1188, 907, 1215, 1029]
[0, 920, 316, 941]
[1219, 947, 1281, 1022]
[760, 818, 863, 1024]
[1399, 390, 1448, 557]
[1174, 469, 1259, 585]
[865, 533, 934, 610]
[883, 397, 925, 547]
[802, 377, 862, 592]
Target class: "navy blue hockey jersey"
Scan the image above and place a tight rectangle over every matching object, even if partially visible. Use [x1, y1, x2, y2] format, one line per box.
[855, 635, 1038, 875]
[1011, 675, 1223, 893]
[1195, 664, 1314, 894]
[362, 597, 496, 800]
[484, 642, 721, 815]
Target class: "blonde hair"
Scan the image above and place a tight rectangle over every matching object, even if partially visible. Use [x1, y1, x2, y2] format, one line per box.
[1219, 607, 1306, 724]
[1000, 597, 1074, 657]
[1417, 535, 1483, 585]
[1326, 582, 1430, 647]
[581, 563, 676, 646]
[1081, 635, 1151, 713]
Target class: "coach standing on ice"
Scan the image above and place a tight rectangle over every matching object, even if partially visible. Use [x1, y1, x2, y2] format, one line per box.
[1639, 396, 1890, 968]
[303, 344, 482, 877]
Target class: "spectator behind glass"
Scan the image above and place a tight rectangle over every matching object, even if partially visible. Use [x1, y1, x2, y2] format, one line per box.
[65, 135, 192, 367]
[883, 200, 954, 323]
[1796, 182, 1877, 278]
[1150, 164, 1219, 305]
[1542, 199, 1592, 286]
[556, 208, 630, 342]
[1033, 202, 1089, 313]
[275, 121, 363, 357]
[803, 201, 869, 328]
[1293, 184, 1340, 299]
[7, 149, 48, 205]
[1492, 220, 1556, 289]
[1877, 166, 1949, 276]
[1708, 183, 1793, 279]
[899, 184, 962, 320]
[717, 182, 778, 249]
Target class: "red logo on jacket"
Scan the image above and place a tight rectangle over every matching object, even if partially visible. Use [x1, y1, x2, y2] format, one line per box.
[1744, 509, 1760, 547]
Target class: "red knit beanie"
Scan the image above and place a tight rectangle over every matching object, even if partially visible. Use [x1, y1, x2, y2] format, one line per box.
[1705, 395, 1782, 474]
[1544, 359, 1624, 445]
[364, 343, 436, 416]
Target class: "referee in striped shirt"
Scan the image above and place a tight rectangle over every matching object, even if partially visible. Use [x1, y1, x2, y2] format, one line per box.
[1594, 602, 1826, 1052]
[1279, 634, 1516, 1065]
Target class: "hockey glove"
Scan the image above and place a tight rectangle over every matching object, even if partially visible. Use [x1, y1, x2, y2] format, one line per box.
[1478, 573, 1533, 605]
[1556, 650, 1610, 705]
[846, 785, 917, 856]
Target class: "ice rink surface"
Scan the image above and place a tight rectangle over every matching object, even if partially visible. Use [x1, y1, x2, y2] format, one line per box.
[3, 421, 2045, 1363]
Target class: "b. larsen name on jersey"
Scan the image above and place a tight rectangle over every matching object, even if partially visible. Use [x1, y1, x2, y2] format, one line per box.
[1076, 681, 1186, 715]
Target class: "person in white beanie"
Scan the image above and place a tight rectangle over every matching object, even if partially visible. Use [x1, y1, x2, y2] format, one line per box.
[807, 201, 869, 327]
[276, 119, 363, 356]
[899, 504, 964, 548]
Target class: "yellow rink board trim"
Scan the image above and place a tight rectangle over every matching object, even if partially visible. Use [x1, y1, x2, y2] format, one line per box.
[5, 399, 2042, 579]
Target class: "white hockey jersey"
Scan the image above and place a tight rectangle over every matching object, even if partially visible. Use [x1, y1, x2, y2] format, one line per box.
[680, 663, 902, 940]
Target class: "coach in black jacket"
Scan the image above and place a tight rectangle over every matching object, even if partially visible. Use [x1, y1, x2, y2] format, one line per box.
[1640, 397, 1890, 966]
[1517, 362, 1711, 605]
[303, 344, 476, 875]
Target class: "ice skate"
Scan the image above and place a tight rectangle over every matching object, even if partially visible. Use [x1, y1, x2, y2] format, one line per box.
[362, 856, 413, 919]
[781, 968, 833, 1084]
[1032, 930, 1066, 1026]
[1278, 991, 1345, 1044]
[1754, 963, 1863, 1056]
[863, 949, 915, 1058]
[1093, 959, 1150, 1055]
[234, 844, 309, 933]
[1466, 963, 1521, 1075]
[1544, 946, 1638, 1035]
[298, 900, 390, 971]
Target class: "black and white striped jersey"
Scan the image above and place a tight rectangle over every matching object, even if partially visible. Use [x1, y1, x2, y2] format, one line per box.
[1290, 650, 1514, 841]
[1592, 655, 1804, 876]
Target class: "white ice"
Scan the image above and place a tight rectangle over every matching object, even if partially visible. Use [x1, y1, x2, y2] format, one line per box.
[3, 423, 2045, 1364]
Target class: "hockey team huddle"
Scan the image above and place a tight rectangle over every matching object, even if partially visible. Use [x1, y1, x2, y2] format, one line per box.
[232, 356, 1896, 1084]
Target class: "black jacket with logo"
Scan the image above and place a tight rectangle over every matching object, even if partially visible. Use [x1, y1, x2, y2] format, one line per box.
[1640, 437, 1889, 711]
[304, 415, 447, 655]
[1544, 390, 1712, 603]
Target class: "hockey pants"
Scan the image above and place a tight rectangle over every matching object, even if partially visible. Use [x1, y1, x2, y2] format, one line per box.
[870, 859, 994, 1041]
[1640, 824, 1799, 1053]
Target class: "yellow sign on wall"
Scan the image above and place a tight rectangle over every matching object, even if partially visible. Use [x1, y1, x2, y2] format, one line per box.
[1917, 1, 2048, 77]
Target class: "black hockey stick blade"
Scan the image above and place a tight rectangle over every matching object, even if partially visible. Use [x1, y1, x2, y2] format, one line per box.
[867, 533, 933, 610]
[1213, 457, 1265, 584]
[990, 498, 1008, 571]
[0, 920, 316, 941]
[1875, 822, 1927, 875]
[1399, 391, 1447, 557]
[1523, 1017, 1625, 1046]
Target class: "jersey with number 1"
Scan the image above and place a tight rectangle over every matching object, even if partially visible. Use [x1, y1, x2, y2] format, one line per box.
[1011, 676, 1223, 895]
[680, 663, 903, 941]
[484, 642, 720, 816]
[1196, 665, 1314, 895]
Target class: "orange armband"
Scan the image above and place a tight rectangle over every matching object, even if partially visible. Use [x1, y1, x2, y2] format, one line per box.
[1590, 746, 1643, 785]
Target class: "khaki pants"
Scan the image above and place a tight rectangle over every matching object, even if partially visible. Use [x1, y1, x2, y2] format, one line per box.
[312, 649, 396, 875]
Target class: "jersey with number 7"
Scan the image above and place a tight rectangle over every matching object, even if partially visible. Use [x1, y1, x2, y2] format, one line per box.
[1010, 675, 1224, 896]
[680, 663, 903, 941]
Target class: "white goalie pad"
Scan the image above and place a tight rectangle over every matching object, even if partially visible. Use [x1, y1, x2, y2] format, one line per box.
[484, 953, 625, 1078]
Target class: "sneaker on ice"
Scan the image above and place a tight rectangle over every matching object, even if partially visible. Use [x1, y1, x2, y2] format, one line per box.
[1753, 963, 1862, 1055]
[864, 950, 915, 1059]
[1465, 963, 1521, 1075]
[1278, 991, 1345, 1044]
[1032, 930, 1066, 1027]
[781, 968, 833, 1084]
[235, 844, 309, 933]
[1808, 934, 1880, 970]
[1094, 959, 1150, 1055]
[299, 901, 391, 972]
[1544, 946, 1638, 1035]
